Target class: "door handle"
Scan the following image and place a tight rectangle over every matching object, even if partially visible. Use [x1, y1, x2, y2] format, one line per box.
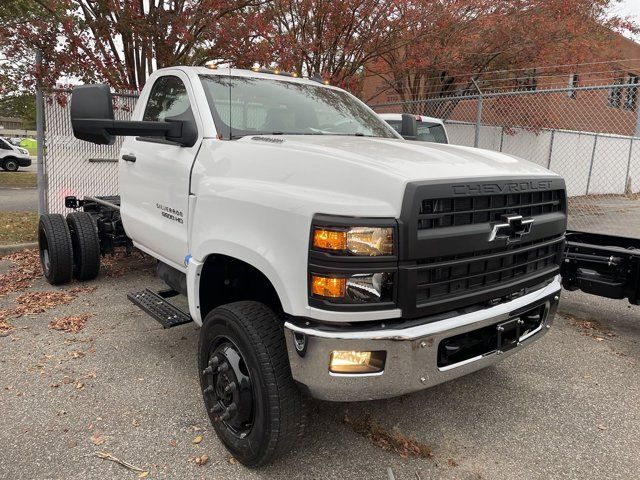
[122, 154, 136, 163]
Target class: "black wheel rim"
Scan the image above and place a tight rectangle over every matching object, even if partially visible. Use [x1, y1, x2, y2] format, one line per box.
[39, 229, 51, 276]
[202, 339, 254, 438]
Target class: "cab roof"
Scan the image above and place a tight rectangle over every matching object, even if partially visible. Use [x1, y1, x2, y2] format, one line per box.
[159, 66, 341, 90]
[378, 113, 445, 125]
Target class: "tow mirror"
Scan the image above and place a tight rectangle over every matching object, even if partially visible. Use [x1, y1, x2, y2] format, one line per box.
[400, 113, 418, 139]
[70, 84, 193, 146]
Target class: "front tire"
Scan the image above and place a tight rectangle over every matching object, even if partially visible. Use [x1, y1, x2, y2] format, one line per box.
[198, 301, 306, 467]
[66, 212, 100, 281]
[38, 214, 73, 285]
[3, 158, 19, 172]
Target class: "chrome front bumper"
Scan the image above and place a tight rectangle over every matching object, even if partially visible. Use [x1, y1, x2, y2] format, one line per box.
[284, 278, 561, 401]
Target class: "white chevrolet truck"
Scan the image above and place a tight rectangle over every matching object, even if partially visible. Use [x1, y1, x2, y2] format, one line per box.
[37, 66, 566, 466]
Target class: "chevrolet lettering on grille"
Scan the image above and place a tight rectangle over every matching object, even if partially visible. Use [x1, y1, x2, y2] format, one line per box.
[489, 214, 534, 244]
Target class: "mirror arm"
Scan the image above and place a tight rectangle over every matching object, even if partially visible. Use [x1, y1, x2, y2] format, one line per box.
[72, 119, 182, 140]
[108, 120, 180, 137]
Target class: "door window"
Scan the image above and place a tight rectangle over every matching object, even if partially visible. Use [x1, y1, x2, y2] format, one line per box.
[0, 138, 12, 150]
[143, 76, 191, 122]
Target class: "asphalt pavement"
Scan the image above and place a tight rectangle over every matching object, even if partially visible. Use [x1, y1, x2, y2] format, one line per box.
[0, 187, 37, 212]
[0, 252, 638, 480]
[0, 161, 38, 212]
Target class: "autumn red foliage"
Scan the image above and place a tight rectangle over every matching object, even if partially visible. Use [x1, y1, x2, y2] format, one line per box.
[0, 0, 636, 96]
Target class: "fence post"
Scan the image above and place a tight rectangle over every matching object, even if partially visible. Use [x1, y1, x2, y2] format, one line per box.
[35, 49, 46, 215]
[474, 95, 483, 148]
[625, 137, 634, 194]
[585, 134, 598, 195]
[547, 130, 555, 169]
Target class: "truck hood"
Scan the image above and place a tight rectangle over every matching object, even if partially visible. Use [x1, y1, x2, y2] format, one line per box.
[242, 135, 555, 181]
[195, 134, 560, 219]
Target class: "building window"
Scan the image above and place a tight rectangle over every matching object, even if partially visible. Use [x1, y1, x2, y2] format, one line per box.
[609, 77, 624, 108]
[568, 73, 579, 99]
[516, 70, 537, 91]
[625, 74, 639, 111]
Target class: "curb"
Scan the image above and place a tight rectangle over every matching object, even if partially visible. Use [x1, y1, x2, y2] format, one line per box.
[0, 242, 38, 256]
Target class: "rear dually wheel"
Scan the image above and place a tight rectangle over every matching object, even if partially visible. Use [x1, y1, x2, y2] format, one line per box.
[66, 212, 101, 281]
[38, 214, 73, 285]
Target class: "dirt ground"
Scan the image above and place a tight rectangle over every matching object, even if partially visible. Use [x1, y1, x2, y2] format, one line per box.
[0, 250, 638, 480]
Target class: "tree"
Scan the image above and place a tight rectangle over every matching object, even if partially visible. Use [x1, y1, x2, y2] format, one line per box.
[1, 0, 272, 92]
[266, 0, 409, 90]
[0, 94, 36, 129]
[365, 0, 638, 104]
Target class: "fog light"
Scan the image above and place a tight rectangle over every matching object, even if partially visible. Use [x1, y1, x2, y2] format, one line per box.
[329, 350, 386, 374]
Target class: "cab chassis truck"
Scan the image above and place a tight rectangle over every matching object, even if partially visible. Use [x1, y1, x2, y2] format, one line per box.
[36, 66, 637, 466]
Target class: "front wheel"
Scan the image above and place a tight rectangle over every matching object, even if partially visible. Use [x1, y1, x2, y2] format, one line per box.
[198, 302, 306, 467]
[2, 158, 19, 172]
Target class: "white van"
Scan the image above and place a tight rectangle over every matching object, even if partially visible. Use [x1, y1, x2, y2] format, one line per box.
[378, 113, 449, 144]
[0, 137, 32, 171]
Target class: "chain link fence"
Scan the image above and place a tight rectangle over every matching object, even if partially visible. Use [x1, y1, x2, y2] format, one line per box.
[370, 83, 640, 238]
[43, 90, 138, 214]
[41, 82, 640, 238]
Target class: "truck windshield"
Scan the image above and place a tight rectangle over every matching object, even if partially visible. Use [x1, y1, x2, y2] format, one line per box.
[200, 75, 398, 140]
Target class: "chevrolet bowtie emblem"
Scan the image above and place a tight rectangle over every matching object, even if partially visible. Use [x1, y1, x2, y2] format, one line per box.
[489, 214, 534, 244]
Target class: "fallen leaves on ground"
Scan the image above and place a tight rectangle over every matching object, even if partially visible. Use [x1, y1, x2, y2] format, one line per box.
[343, 415, 433, 459]
[565, 313, 616, 341]
[101, 248, 148, 277]
[0, 287, 98, 333]
[195, 454, 209, 466]
[15, 291, 77, 316]
[0, 320, 15, 336]
[0, 249, 42, 296]
[49, 313, 93, 333]
[91, 432, 105, 446]
[192, 435, 203, 444]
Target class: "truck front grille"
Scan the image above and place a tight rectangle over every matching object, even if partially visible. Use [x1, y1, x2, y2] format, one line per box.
[418, 190, 564, 230]
[398, 177, 567, 318]
[415, 235, 563, 307]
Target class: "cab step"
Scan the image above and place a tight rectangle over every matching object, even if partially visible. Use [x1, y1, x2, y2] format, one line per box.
[127, 288, 192, 328]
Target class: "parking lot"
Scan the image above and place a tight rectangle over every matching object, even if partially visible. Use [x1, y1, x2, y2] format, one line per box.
[0, 250, 638, 480]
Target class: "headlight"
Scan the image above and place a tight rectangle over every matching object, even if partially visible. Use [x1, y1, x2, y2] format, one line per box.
[312, 226, 394, 256]
[18, 147, 29, 155]
[310, 272, 393, 303]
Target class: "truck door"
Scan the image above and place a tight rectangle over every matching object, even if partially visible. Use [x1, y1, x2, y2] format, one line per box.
[119, 72, 202, 270]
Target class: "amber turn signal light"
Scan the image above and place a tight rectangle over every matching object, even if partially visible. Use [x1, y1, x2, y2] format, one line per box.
[313, 228, 347, 251]
[311, 275, 346, 298]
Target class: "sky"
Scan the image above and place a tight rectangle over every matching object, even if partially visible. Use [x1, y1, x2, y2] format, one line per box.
[611, 0, 640, 40]
[615, 0, 640, 18]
